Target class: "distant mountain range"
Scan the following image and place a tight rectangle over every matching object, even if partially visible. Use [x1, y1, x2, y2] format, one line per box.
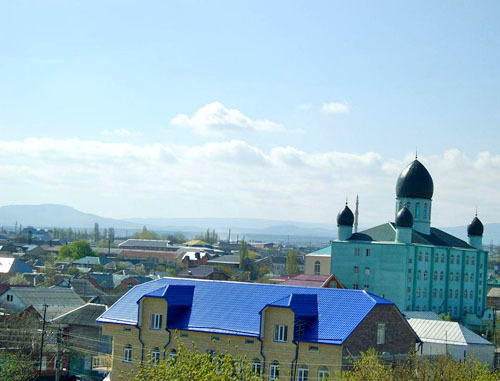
[0, 204, 498, 245]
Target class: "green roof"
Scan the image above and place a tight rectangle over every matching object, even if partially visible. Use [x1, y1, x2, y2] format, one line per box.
[307, 246, 331, 256]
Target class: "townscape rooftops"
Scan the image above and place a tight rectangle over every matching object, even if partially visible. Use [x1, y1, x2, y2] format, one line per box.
[52, 303, 107, 327]
[407, 318, 493, 346]
[118, 239, 171, 248]
[72, 256, 111, 266]
[307, 246, 331, 256]
[88, 272, 152, 289]
[348, 222, 475, 250]
[177, 265, 226, 278]
[207, 254, 240, 265]
[0, 257, 33, 274]
[97, 277, 393, 345]
[487, 287, 500, 298]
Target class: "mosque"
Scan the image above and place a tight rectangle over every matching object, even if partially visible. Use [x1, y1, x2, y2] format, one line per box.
[306, 158, 493, 327]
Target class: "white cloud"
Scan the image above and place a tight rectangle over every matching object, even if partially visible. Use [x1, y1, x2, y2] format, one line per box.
[101, 129, 139, 137]
[171, 102, 284, 136]
[322, 102, 349, 114]
[0, 139, 497, 229]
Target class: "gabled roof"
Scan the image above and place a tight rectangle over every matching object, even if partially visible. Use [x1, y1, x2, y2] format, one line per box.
[52, 303, 107, 327]
[97, 278, 394, 345]
[67, 279, 107, 298]
[88, 273, 152, 289]
[207, 255, 240, 265]
[348, 223, 475, 250]
[408, 318, 493, 346]
[177, 265, 226, 278]
[0, 258, 33, 274]
[118, 239, 171, 249]
[72, 256, 111, 266]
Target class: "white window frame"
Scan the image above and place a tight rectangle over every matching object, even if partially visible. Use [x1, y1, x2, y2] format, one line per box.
[168, 349, 177, 359]
[318, 367, 329, 380]
[269, 362, 280, 380]
[251, 359, 261, 374]
[151, 313, 162, 330]
[6, 294, 13, 302]
[314, 261, 321, 275]
[123, 346, 132, 363]
[297, 365, 308, 381]
[377, 323, 386, 345]
[273, 324, 288, 343]
[151, 348, 160, 365]
[364, 267, 370, 276]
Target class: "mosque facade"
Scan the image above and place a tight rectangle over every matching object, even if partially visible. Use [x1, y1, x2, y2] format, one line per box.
[327, 159, 491, 325]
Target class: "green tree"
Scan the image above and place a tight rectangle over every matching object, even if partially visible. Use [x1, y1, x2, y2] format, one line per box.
[133, 226, 160, 240]
[93, 222, 100, 242]
[8, 273, 30, 286]
[131, 340, 262, 381]
[239, 239, 251, 271]
[57, 240, 96, 260]
[286, 249, 300, 275]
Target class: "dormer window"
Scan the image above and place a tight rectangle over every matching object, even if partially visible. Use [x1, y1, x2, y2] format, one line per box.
[273, 324, 288, 343]
[151, 314, 163, 330]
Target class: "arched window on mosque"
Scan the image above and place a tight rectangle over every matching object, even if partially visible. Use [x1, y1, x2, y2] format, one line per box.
[432, 288, 437, 298]
[417, 270, 421, 280]
[423, 271, 428, 280]
[314, 261, 321, 275]
[466, 256, 469, 265]
[433, 271, 438, 281]
[441, 253, 444, 263]
[455, 272, 459, 281]
[439, 289, 443, 298]
[415, 203, 420, 218]
[470, 273, 474, 282]
[440, 271, 444, 281]
[465, 273, 468, 282]
[456, 255, 460, 265]
[423, 203, 428, 219]
[450, 255, 454, 264]
[425, 253, 429, 262]
[423, 288, 427, 297]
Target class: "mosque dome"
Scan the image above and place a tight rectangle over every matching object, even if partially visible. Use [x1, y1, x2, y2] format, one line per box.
[467, 216, 484, 236]
[337, 204, 354, 226]
[396, 206, 414, 228]
[396, 159, 434, 199]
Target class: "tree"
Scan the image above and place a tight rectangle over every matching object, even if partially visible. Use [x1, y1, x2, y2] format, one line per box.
[286, 249, 300, 275]
[93, 223, 100, 242]
[8, 274, 30, 286]
[57, 240, 96, 260]
[239, 239, 251, 271]
[133, 226, 160, 240]
[108, 227, 115, 242]
[131, 340, 262, 381]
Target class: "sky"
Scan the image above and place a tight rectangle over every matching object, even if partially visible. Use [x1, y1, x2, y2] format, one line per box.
[0, 1, 499, 228]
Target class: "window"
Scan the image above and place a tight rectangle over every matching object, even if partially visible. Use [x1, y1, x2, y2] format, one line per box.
[464, 290, 467, 299]
[408, 257, 413, 264]
[456, 255, 460, 265]
[151, 348, 160, 365]
[314, 261, 321, 275]
[450, 255, 454, 264]
[245, 340, 254, 345]
[415, 203, 420, 218]
[441, 253, 444, 263]
[471, 256, 475, 265]
[274, 325, 288, 342]
[424, 271, 428, 280]
[407, 275, 412, 282]
[423, 204, 428, 219]
[366, 249, 371, 256]
[466, 256, 469, 265]
[309, 346, 319, 351]
[469, 306, 473, 313]
[251, 359, 261, 375]
[432, 289, 437, 298]
[471, 273, 474, 282]
[151, 314, 162, 330]
[417, 270, 421, 280]
[449, 289, 452, 298]
[123, 345, 132, 363]
[440, 271, 444, 281]
[455, 272, 459, 281]
[418, 252, 422, 261]
[423, 288, 427, 297]
[318, 367, 330, 380]
[417, 288, 420, 297]
[6, 294, 13, 302]
[434, 253, 439, 263]
[352, 283, 359, 289]
[424, 252, 428, 262]
[297, 365, 308, 381]
[465, 273, 469, 282]
[41, 356, 47, 371]
[168, 349, 177, 359]
[269, 362, 280, 380]
[449, 271, 453, 280]
[364, 284, 369, 290]
[416, 305, 420, 311]
[455, 289, 458, 298]
[376, 323, 386, 344]
[408, 268, 412, 274]
[354, 266, 359, 274]
[365, 267, 370, 275]
[355, 248, 360, 256]
[470, 290, 473, 299]
[439, 289, 443, 298]
[433, 271, 438, 281]
[407, 294, 411, 300]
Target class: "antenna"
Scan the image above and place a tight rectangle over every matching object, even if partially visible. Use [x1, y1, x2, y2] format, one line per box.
[415, 147, 418, 159]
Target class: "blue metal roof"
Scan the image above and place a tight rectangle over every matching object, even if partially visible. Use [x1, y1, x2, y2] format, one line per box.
[307, 246, 331, 255]
[97, 278, 393, 345]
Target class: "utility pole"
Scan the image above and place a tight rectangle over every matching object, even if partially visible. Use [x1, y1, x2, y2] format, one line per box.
[55, 327, 62, 381]
[39, 303, 48, 376]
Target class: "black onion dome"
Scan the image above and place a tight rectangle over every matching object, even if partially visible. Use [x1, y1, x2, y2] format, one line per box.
[396, 206, 414, 228]
[396, 160, 434, 199]
[467, 216, 484, 236]
[337, 204, 354, 226]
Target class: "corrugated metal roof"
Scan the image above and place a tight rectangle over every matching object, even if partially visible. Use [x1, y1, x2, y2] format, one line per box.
[97, 278, 393, 345]
[52, 303, 107, 327]
[118, 239, 171, 248]
[487, 288, 500, 298]
[408, 318, 493, 346]
[403, 311, 442, 320]
[307, 246, 331, 256]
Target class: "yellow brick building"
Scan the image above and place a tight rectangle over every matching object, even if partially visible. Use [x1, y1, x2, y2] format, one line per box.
[98, 278, 418, 380]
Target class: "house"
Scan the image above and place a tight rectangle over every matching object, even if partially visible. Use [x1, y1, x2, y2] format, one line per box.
[0, 257, 33, 282]
[206, 254, 241, 269]
[97, 278, 419, 379]
[55, 278, 109, 301]
[0, 286, 85, 320]
[487, 287, 500, 310]
[281, 274, 345, 288]
[118, 239, 172, 251]
[305, 246, 331, 275]
[177, 265, 230, 280]
[270, 256, 287, 275]
[184, 239, 212, 248]
[408, 318, 495, 367]
[52, 303, 112, 378]
[87, 272, 153, 294]
[181, 250, 210, 267]
[21, 244, 46, 258]
[118, 250, 183, 267]
[72, 256, 111, 270]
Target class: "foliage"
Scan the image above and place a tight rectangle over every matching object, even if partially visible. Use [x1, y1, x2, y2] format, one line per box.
[163, 232, 188, 244]
[286, 249, 300, 275]
[195, 229, 219, 244]
[239, 239, 251, 271]
[93, 222, 101, 242]
[8, 274, 30, 286]
[133, 226, 160, 240]
[52, 227, 89, 241]
[66, 266, 81, 276]
[258, 265, 271, 277]
[341, 349, 498, 381]
[0, 352, 36, 381]
[96, 239, 118, 248]
[247, 249, 258, 259]
[41, 263, 59, 286]
[130, 340, 262, 381]
[438, 313, 452, 321]
[57, 240, 96, 260]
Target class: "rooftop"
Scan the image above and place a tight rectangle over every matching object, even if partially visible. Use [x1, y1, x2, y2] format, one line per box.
[118, 239, 171, 248]
[52, 303, 107, 327]
[97, 277, 393, 345]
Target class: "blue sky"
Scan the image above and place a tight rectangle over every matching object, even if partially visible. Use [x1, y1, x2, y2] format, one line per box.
[0, 1, 499, 226]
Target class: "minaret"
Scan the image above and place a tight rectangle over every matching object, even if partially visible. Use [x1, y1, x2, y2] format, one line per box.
[354, 194, 359, 233]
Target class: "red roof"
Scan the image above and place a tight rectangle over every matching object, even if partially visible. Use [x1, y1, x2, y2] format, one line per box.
[281, 274, 345, 288]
